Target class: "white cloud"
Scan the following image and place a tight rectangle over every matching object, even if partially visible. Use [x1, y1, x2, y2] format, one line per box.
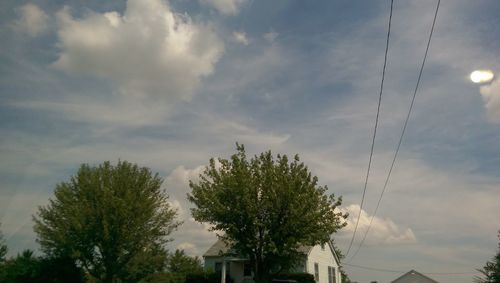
[14, 3, 50, 37]
[200, 0, 247, 16]
[53, 0, 224, 101]
[164, 165, 217, 255]
[339, 204, 417, 245]
[232, 31, 249, 45]
[176, 242, 197, 255]
[480, 79, 500, 123]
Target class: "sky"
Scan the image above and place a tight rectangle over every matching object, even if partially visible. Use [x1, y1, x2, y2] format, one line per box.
[1, 0, 499, 282]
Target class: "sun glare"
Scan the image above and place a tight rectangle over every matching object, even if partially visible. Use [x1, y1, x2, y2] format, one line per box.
[470, 70, 495, 84]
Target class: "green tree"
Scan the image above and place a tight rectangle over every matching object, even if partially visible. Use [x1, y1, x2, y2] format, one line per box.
[0, 223, 7, 262]
[152, 249, 204, 283]
[475, 231, 500, 283]
[167, 249, 203, 274]
[0, 250, 84, 283]
[188, 144, 347, 283]
[33, 161, 181, 283]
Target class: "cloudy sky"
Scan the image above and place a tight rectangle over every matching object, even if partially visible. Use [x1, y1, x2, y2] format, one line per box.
[1, 0, 499, 282]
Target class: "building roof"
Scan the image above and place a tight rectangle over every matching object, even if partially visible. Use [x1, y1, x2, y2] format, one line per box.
[203, 239, 342, 265]
[391, 270, 439, 283]
[204, 239, 232, 257]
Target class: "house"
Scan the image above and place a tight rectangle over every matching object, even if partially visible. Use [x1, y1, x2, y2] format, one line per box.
[391, 270, 438, 283]
[203, 239, 342, 283]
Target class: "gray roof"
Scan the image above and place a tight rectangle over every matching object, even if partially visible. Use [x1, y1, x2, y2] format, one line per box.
[204, 239, 232, 257]
[391, 270, 439, 283]
[203, 239, 341, 265]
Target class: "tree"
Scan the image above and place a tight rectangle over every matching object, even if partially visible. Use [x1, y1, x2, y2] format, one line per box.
[33, 160, 181, 283]
[152, 249, 204, 283]
[475, 231, 500, 283]
[0, 250, 84, 283]
[167, 249, 203, 274]
[0, 223, 7, 262]
[188, 144, 347, 283]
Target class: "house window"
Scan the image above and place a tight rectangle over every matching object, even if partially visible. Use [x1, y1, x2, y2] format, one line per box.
[215, 262, 222, 272]
[314, 263, 319, 282]
[328, 266, 336, 283]
[321, 243, 325, 250]
[244, 263, 252, 277]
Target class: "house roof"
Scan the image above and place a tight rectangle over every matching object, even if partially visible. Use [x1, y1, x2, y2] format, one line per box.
[203, 239, 342, 266]
[204, 239, 232, 257]
[391, 270, 439, 283]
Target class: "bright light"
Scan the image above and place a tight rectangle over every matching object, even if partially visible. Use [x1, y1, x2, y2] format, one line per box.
[470, 70, 494, 84]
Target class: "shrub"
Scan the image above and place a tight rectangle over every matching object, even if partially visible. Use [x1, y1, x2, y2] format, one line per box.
[271, 272, 315, 283]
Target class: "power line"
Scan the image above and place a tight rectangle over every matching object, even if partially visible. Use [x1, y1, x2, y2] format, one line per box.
[348, 0, 441, 262]
[343, 263, 478, 275]
[344, 0, 394, 258]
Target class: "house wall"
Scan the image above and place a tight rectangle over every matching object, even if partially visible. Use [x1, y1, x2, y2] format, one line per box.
[306, 245, 341, 283]
[204, 257, 250, 283]
[204, 257, 218, 271]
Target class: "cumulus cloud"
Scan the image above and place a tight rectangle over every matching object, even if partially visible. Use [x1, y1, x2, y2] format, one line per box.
[164, 165, 217, 255]
[53, 0, 224, 101]
[339, 204, 417, 245]
[480, 79, 500, 123]
[14, 3, 50, 37]
[200, 0, 247, 16]
[232, 31, 249, 45]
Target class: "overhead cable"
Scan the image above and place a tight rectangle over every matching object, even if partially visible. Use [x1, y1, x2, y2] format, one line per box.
[344, 0, 394, 258]
[348, 0, 441, 262]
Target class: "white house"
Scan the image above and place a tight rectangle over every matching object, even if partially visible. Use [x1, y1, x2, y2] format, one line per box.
[203, 239, 342, 283]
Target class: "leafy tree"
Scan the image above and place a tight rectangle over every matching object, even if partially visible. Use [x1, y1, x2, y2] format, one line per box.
[151, 249, 204, 283]
[0, 223, 7, 262]
[475, 231, 500, 283]
[33, 161, 181, 283]
[167, 249, 203, 274]
[188, 144, 347, 283]
[0, 250, 84, 283]
[0, 250, 40, 283]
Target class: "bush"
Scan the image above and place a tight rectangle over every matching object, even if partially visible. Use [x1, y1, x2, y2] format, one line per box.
[186, 271, 221, 283]
[271, 273, 315, 283]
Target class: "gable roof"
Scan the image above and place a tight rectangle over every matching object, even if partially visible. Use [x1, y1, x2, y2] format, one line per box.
[203, 239, 342, 266]
[391, 270, 439, 283]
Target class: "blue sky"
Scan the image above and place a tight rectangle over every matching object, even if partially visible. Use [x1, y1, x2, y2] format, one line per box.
[1, 0, 499, 282]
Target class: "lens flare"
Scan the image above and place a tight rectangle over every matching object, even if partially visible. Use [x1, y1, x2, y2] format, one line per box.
[470, 70, 495, 84]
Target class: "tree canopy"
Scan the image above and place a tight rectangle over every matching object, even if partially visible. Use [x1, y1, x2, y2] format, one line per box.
[475, 231, 500, 283]
[0, 223, 6, 262]
[33, 160, 180, 283]
[0, 250, 84, 283]
[188, 144, 347, 283]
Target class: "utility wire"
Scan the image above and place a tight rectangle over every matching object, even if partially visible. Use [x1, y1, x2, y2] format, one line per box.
[347, 0, 441, 262]
[344, 0, 394, 258]
[343, 263, 477, 275]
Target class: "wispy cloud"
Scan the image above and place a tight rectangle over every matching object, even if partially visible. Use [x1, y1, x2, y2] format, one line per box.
[199, 0, 248, 16]
[480, 79, 500, 123]
[13, 3, 50, 37]
[232, 31, 249, 45]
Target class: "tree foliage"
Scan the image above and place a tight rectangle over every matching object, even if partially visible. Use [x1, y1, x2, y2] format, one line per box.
[167, 249, 203, 274]
[0, 250, 84, 283]
[151, 249, 204, 283]
[0, 224, 6, 263]
[475, 231, 500, 283]
[188, 144, 347, 283]
[33, 160, 180, 283]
